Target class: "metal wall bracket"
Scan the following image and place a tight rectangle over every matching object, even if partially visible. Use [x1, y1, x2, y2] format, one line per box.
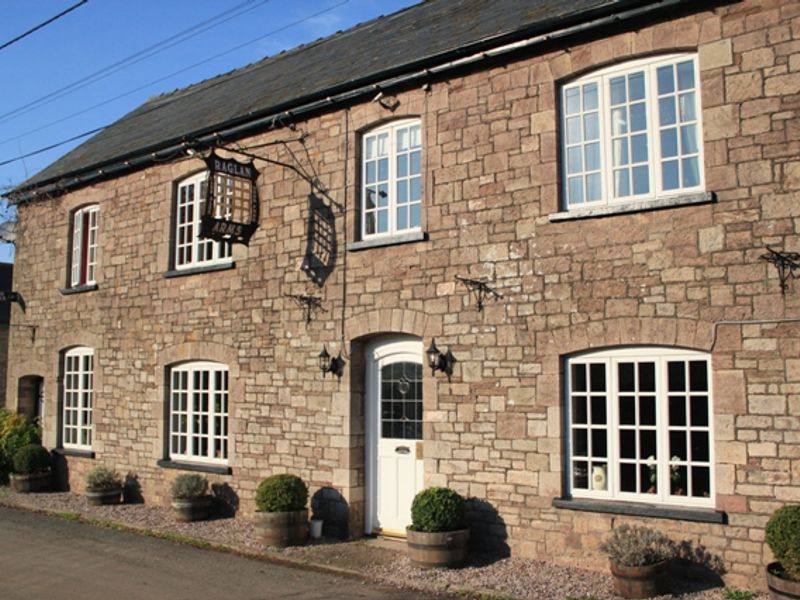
[285, 293, 324, 324]
[455, 276, 503, 312]
[760, 246, 800, 295]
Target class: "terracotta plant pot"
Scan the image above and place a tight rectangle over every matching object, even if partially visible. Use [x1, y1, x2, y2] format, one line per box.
[171, 496, 214, 522]
[10, 471, 51, 493]
[609, 559, 670, 599]
[406, 527, 470, 568]
[86, 486, 123, 506]
[254, 509, 308, 547]
[767, 562, 800, 600]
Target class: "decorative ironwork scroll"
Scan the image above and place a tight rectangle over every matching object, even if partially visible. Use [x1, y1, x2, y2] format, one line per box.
[761, 246, 800, 295]
[455, 276, 503, 312]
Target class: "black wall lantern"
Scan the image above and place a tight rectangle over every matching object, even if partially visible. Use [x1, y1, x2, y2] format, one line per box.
[426, 339, 455, 378]
[319, 346, 345, 378]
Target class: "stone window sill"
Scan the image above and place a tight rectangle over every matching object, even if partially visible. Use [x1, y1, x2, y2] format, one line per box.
[157, 459, 231, 475]
[53, 448, 95, 459]
[346, 231, 427, 252]
[548, 192, 715, 222]
[60, 283, 98, 295]
[163, 262, 235, 279]
[552, 497, 726, 524]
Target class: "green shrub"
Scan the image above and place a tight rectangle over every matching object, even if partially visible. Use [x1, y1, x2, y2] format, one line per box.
[255, 474, 308, 512]
[0, 411, 41, 482]
[722, 587, 755, 600]
[170, 473, 208, 500]
[12, 444, 51, 475]
[600, 524, 675, 567]
[86, 465, 122, 490]
[410, 487, 465, 532]
[766, 505, 800, 580]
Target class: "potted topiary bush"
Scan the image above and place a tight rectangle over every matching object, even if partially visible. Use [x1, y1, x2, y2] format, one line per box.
[406, 487, 469, 568]
[254, 474, 308, 547]
[170, 473, 214, 522]
[85, 464, 123, 505]
[600, 524, 675, 599]
[9, 444, 51, 493]
[765, 504, 800, 599]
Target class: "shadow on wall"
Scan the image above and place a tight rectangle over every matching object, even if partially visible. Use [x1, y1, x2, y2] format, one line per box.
[124, 473, 144, 504]
[670, 539, 725, 593]
[51, 452, 70, 492]
[300, 194, 337, 287]
[311, 486, 349, 540]
[211, 482, 239, 518]
[465, 498, 510, 563]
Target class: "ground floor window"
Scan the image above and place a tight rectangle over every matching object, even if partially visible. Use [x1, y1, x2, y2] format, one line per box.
[169, 362, 228, 464]
[63, 347, 94, 449]
[566, 347, 713, 507]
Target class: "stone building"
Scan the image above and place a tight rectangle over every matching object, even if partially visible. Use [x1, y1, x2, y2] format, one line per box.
[6, 0, 800, 588]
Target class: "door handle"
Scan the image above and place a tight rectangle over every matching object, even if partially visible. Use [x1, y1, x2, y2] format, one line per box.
[395, 445, 410, 454]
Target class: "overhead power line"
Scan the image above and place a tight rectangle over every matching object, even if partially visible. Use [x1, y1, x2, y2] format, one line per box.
[0, 0, 88, 52]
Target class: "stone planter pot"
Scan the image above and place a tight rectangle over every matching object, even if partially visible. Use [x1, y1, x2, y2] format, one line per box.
[254, 509, 308, 548]
[171, 496, 214, 522]
[86, 486, 123, 506]
[10, 471, 51, 493]
[406, 527, 470, 569]
[609, 559, 670, 599]
[767, 562, 800, 600]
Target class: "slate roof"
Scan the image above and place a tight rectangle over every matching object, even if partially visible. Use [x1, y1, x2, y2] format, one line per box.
[17, 0, 668, 195]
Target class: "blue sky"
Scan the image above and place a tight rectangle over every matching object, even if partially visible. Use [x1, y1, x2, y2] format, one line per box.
[0, 0, 419, 263]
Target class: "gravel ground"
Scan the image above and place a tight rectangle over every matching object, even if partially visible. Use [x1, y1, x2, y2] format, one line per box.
[0, 488, 765, 600]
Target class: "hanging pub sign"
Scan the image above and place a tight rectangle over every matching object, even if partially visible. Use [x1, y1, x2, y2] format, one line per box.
[199, 152, 260, 245]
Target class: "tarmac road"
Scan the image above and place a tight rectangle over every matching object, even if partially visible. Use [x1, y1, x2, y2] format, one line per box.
[0, 505, 436, 600]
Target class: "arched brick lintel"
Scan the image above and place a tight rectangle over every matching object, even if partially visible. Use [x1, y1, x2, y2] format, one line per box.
[346, 308, 441, 343]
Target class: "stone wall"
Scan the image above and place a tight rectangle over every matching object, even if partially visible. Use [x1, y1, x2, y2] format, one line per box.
[6, 0, 800, 588]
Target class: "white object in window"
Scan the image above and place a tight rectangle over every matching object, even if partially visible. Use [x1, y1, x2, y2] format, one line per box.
[174, 172, 231, 269]
[169, 362, 229, 464]
[561, 54, 703, 209]
[70, 205, 99, 287]
[361, 119, 422, 238]
[566, 347, 713, 508]
[63, 347, 94, 450]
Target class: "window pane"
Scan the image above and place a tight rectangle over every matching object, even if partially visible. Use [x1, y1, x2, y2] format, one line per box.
[682, 157, 700, 188]
[619, 363, 635, 392]
[410, 150, 421, 175]
[397, 154, 408, 178]
[613, 140, 628, 167]
[620, 430, 636, 458]
[573, 461, 589, 489]
[670, 431, 687, 461]
[680, 124, 698, 154]
[640, 396, 656, 425]
[611, 108, 627, 135]
[679, 92, 696, 122]
[572, 396, 587, 424]
[585, 143, 600, 171]
[677, 60, 695, 91]
[583, 83, 598, 110]
[630, 103, 646, 132]
[586, 174, 602, 202]
[628, 72, 645, 101]
[640, 430, 657, 458]
[691, 466, 710, 497]
[584, 113, 599, 140]
[410, 204, 421, 228]
[689, 361, 708, 391]
[571, 364, 587, 391]
[566, 117, 582, 144]
[661, 128, 678, 158]
[589, 363, 606, 391]
[620, 463, 637, 492]
[396, 206, 408, 231]
[631, 134, 648, 163]
[410, 177, 422, 201]
[690, 396, 709, 426]
[591, 463, 608, 491]
[691, 431, 710, 462]
[591, 396, 607, 425]
[567, 147, 583, 174]
[565, 87, 581, 115]
[610, 76, 626, 105]
[662, 160, 679, 190]
[633, 166, 649, 195]
[573, 429, 588, 456]
[657, 65, 674, 95]
[669, 396, 687, 426]
[638, 363, 655, 392]
[568, 177, 584, 205]
[659, 97, 676, 126]
[619, 396, 636, 424]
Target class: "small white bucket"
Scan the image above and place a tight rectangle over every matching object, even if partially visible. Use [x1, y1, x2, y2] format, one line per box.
[310, 518, 324, 539]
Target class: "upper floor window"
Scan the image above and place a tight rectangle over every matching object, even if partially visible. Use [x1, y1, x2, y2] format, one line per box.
[70, 205, 99, 287]
[174, 172, 231, 269]
[169, 361, 229, 464]
[561, 54, 703, 210]
[566, 347, 713, 508]
[63, 347, 94, 450]
[361, 119, 422, 238]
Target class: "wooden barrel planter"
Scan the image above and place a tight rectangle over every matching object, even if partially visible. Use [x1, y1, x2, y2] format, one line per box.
[406, 528, 470, 569]
[172, 497, 214, 522]
[10, 471, 51, 493]
[254, 509, 308, 547]
[609, 560, 670, 599]
[86, 487, 123, 506]
[767, 563, 800, 600]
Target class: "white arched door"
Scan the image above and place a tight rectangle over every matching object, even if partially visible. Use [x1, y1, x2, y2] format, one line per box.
[365, 337, 424, 536]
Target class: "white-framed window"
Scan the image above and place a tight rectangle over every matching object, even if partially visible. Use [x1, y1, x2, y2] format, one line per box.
[70, 205, 99, 287]
[63, 347, 94, 450]
[361, 119, 422, 238]
[174, 172, 231, 269]
[169, 361, 229, 464]
[565, 347, 714, 508]
[561, 54, 704, 209]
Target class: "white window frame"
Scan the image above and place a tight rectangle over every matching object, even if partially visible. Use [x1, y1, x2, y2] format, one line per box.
[70, 205, 99, 287]
[174, 172, 232, 270]
[561, 54, 705, 210]
[565, 347, 714, 508]
[62, 347, 94, 450]
[168, 361, 229, 465]
[361, 118, 423, 239]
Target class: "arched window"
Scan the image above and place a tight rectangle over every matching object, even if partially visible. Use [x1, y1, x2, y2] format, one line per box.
[361, 119, 422, 238]
[174, 172, 232, 269]
[565, 347, 713, 507]
[63, 347, 94, 450]
[561, 54, 704, 209]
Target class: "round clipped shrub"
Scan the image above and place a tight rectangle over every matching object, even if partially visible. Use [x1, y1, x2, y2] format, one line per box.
[766, 505, 800, 580]
[86, 465, 122, 490]
[410, 487, 465, 533]
[171, 473, 208, 500]
[255, 474, 308, 512]
[12, 444, 51, 475]
[600, 524, 676, 567]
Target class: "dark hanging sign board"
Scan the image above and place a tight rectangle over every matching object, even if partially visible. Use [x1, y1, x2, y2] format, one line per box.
[200, 152, 260, 245]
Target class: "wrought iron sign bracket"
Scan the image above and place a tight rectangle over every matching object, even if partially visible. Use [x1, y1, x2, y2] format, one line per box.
[760, 246, 800, 295]
[455, 276, 503, 312]
[285, 293, 324, 324]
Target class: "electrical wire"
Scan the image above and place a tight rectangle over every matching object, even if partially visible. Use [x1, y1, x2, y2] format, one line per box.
[0, 0, 88, 52]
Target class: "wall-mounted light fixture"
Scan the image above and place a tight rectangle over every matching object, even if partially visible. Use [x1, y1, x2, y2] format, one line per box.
[426, 339, 455, 378]
[0, 291, 21, 304]
[319, 346, 346, 378]
[761, 246, 800, 295]
[455, 275, 502, 312]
